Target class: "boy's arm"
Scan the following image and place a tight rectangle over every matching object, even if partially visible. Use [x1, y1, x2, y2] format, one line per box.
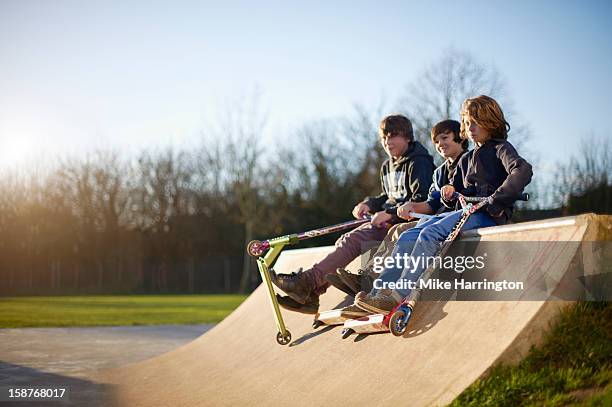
[441, 155, 469, 208]
[397, 201, 434, 220]
[425, 167, 443, 213]
[489, 143, 533, 216]
[406, 155, 434, 204]
[385, 156, 433, 219]
[361, 165, 389, 213]
[361, 193, 388, 214]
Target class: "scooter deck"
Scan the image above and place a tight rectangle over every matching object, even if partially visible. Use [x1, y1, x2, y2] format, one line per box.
[342, 313, 388, 335]
[314, 309, 350, 326]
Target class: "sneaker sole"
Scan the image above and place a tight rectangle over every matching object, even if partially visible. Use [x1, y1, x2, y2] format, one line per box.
[276, 295, 318, 315]
[355, 298, 392, 315]
[325, 274, 356, 296]
[337, 269, 361, 294]
[270, 270, 310, 305]
[340, 309, 372, 318]
[285, 291, 310, 305]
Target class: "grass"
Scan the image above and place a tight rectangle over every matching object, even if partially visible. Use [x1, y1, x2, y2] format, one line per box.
[451, 302, 612, 406]
[0, 294, 248, 328]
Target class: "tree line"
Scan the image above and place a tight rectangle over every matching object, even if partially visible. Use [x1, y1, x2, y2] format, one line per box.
[0, 109, 389, 295]
[1, 50, 609, 295]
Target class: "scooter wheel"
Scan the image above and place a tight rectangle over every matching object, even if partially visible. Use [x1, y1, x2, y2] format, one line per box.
[312, 320, 323, 329]
[389, 308, 410, 337]
[247, 240, 264, 257]
[341, 328, 354, 339]
[276, 330, 292, 345]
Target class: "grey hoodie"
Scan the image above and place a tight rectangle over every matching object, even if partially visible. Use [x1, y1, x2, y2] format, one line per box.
[363, 140, 435, 220]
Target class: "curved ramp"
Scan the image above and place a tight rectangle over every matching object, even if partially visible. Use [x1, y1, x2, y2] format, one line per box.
[96, 214, 610, 407]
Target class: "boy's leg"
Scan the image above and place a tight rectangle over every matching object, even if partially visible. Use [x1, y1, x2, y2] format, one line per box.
[367, 222, 416, 269]
[312, 222, 389, 289]
[389, 221, 415, 241]
[394, 211, 496, 296]
[271, 222, 388, 306]
[356, 211, 496, 313]
[369, 213, 451, 295]
[334, 221, 417, 294]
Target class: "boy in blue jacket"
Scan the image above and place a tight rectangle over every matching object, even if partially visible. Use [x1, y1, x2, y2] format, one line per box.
[355, 95, 533, 313]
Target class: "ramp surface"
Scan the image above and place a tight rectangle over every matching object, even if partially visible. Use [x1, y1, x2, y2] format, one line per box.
[95, 214, 610, 407]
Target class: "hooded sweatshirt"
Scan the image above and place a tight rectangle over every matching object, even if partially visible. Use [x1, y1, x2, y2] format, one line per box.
[426, 150, 467, 214]
[363, 140, 435, 220]
[444, 139, 532, 224]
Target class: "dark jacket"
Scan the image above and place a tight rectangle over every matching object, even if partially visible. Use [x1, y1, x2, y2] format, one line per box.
[426, 150, 466, 214]
[444, 139, 532, 224]
[363, 141, 435, 221]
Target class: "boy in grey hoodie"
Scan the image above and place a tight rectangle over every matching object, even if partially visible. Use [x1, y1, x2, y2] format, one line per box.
[272, 114, 435, 314]
[330, 119, 469, 313]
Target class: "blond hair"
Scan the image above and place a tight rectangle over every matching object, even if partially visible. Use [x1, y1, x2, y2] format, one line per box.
[460, 95, 510, 140]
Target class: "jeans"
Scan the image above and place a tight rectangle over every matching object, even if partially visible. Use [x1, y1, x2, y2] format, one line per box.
[372, 209, 496, 299]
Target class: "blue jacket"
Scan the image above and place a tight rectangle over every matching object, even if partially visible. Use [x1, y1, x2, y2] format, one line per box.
[444, 139, 532, 224]
[426, 151, 466, 214]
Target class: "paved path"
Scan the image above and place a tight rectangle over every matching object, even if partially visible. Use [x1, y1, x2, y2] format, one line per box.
[0, 324, 213, 380]
[0, 325, 214, 405]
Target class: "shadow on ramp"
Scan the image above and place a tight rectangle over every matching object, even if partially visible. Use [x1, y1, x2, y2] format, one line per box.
[289, 325, 336, 347]
[290, 296, 354, 346]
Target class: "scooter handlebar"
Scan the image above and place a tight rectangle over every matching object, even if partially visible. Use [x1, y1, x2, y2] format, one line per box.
[431, 191, 529, 202]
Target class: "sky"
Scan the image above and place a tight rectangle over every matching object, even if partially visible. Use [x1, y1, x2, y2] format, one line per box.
[1, 0, 611, 181]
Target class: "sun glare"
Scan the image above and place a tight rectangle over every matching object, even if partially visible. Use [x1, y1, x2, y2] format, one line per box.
[0, 137, 35, 168]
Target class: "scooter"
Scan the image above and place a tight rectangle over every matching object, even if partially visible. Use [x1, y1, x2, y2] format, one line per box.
[312, 213, 432, 331]
[247, 210, 432, 345]
[247, 217, 371, 345]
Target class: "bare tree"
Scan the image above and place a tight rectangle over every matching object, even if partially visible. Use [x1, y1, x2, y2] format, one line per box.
[198, 91, 269, 293]
[132, 147, 193, 291]
[552, 135, 611, 214]
[341, 103, 389, 198]
[397, 48, 529, 152]
[53, 151, 132, 289]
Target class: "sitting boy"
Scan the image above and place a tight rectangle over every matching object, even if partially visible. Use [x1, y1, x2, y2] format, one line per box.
[333, 119, 469, 317]
[354, 95, 533, 314]
[273, 114, 435, 314]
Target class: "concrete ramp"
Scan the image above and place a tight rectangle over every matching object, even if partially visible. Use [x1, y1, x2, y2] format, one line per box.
[96, 214, 610, 407]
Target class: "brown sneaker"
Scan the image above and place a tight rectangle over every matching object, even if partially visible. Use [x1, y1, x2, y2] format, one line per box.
[340, 304, 373, 319]
[336, 268, 363, 294]
[325, 272, 356, 296]
[276, 294, 319, 314]
[360, 273, 378, 293]
[270, 267, 315, 305]
[355, 290, 399, 314]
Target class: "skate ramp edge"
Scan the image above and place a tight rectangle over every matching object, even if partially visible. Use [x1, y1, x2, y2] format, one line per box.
[95, 214, 610, 407]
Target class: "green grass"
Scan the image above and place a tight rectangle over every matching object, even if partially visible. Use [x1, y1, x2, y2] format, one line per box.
[0, 295, 248, 328]
[451, 302, 612, 406]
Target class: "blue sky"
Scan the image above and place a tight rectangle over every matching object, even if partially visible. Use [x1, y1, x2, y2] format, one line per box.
[1, 0, 611, 180]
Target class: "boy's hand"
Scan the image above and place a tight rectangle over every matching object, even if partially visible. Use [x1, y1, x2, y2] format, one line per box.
[397, 202, 417, 220]
[371, 211, 392, 228]
[352, 203, 371, 219]
[441, 185, 456, 201]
